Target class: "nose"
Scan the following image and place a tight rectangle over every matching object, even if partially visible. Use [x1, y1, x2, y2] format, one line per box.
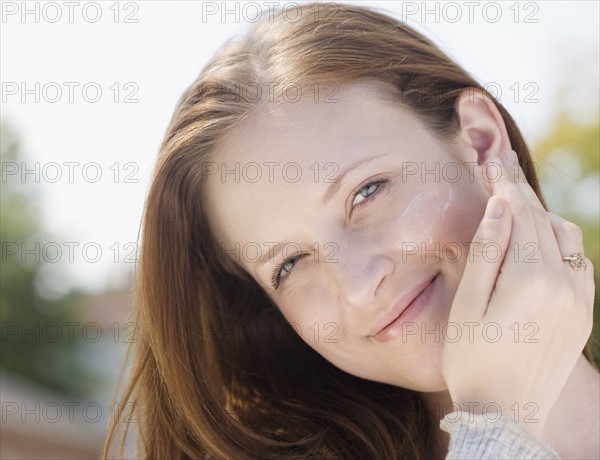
[328, 240, 394, 308]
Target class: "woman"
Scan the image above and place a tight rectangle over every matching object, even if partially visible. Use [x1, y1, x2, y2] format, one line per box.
[103, 3, 599, 459]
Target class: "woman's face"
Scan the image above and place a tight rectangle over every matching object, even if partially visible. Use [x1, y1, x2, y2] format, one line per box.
[204, 80, 492, 392]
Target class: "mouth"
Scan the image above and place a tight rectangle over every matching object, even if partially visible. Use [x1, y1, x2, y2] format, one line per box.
[369, 273, 438, 342]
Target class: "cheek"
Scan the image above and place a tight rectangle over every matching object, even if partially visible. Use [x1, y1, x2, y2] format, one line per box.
[278, 284, 344, 347]
[386, 179, 457, 249]
[383, 174, 489, 266]
[439, 179, 490, 255]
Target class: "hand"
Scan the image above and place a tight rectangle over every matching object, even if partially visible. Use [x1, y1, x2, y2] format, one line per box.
[441, 148, 595, 438]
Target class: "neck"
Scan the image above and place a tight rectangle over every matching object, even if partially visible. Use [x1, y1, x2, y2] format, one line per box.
[539, 353, 600, 459]
[419, 388, 453, 458]
[419, 353, 600, 459]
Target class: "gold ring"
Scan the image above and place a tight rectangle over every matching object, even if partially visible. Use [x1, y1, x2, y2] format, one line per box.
[562, 253, 587, 271]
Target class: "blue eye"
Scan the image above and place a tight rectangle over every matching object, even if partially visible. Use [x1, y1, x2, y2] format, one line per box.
[271, 254, 303, 290]
[269, 178, 390, 291]
[351, 179, 389, 209]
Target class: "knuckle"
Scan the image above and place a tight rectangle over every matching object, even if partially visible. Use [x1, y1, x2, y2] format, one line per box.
[469, 241, 488, 259]
[531, 208, 550, 226]
[510, 200, 530, 219]
[474, 219, 499, 241]
[470, 246, 497, 264]
[584, 257, 595, 277]
[563, 221, 583, 241]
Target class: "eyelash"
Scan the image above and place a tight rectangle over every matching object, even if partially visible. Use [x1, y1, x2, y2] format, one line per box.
[269, 178, 390, 291]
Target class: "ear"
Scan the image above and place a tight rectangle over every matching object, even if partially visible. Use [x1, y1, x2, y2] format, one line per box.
[453, 87, 512, 168]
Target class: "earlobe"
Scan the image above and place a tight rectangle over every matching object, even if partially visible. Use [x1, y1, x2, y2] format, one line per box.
[455, 88, 512, 167]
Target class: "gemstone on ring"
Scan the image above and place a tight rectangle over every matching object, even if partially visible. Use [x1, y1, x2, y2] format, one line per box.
[562, 252, 587, 270]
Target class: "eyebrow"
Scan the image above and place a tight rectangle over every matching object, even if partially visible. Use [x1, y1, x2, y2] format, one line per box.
[254, 152, 389, 269]
[321, 155, 386, 206]
[255, 241, 288, 268]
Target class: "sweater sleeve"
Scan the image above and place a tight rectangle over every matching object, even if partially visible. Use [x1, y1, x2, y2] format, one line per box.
[440, 410, 561, 459]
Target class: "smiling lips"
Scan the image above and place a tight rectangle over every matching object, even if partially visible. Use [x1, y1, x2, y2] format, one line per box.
[369, 274, 437, 340]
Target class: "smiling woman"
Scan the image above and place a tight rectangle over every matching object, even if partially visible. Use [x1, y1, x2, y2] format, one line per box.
[103, 3, 599, 459]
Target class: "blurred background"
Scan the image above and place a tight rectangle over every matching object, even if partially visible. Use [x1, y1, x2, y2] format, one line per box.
[1, 1, 598, 458]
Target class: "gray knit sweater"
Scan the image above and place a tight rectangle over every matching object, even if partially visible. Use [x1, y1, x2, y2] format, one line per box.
[440, 410, 561, 459]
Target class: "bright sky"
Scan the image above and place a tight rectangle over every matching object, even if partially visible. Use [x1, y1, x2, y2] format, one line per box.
[1, 1, 598, 294]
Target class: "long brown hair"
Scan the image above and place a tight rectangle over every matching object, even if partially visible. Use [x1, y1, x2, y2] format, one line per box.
[103, 3, 597, 459]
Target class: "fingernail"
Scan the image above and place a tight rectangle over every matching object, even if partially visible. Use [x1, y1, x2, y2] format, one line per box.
[484, 197, 504, 220]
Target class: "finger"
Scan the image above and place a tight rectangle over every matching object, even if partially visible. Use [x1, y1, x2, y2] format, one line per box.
[452, 195, 512, 321]
[486, 155, 539, 276]
[500, 150, 544, 209]
[548, 213, 594, 309]
[501, 150, 563, 268]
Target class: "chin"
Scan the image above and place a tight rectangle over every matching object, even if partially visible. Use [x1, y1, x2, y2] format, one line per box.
[419, 379, 448, 393]
[395, 374, 447, 392]
[360, 366, 447, 392]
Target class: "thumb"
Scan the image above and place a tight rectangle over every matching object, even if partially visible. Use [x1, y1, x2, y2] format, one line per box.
[451, 196, 512, 321]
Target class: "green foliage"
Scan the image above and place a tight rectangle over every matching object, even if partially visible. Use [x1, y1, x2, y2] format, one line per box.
[0, 120, 101, 398]
[533, 113, 600, 367]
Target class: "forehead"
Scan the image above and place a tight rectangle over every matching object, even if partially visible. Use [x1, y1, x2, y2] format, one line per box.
[202, 80, 429, 271]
